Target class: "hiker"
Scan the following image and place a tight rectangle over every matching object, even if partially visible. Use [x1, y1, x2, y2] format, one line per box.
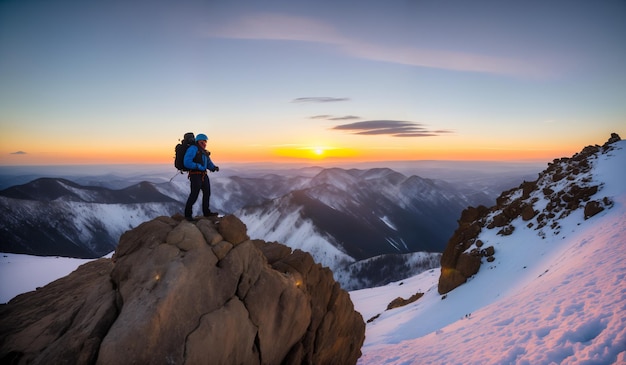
[183, 133, 219, 220]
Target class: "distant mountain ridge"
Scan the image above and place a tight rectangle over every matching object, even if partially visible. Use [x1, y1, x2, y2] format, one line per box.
[237, 167, 485, 289]
[0, 178, 182, 257]
[1, 166, 492, 288]
[0, 178, 179, 203]
[240, 167, 480, 259]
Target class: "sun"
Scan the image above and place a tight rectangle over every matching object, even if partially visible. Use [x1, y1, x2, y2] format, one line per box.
[272, 144, 358, 160]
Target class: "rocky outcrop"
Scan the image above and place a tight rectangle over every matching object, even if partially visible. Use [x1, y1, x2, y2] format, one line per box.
[0, 214, 365, 364]
[438, 133, 621, 294]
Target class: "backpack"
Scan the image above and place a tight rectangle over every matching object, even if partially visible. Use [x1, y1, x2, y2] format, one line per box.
[174, 132, 199, 172]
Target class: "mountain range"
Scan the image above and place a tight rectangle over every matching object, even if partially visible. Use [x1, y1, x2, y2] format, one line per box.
[0, 163, 532, 289]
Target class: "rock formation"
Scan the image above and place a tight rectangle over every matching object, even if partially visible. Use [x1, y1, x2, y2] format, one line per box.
[438, 133, 621, 294]
[0, 214, 365, 364]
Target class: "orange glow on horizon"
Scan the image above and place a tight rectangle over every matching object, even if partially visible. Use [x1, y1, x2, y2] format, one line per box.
[272, 145, 360, 161]
[0, 140, 586, 166]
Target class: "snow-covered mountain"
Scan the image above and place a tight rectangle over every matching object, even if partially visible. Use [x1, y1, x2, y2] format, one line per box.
[0, 179, 181, 257]
[237, 168, 485, 288]
[1, 167, 489, 289]
[351, 135, 626, 364]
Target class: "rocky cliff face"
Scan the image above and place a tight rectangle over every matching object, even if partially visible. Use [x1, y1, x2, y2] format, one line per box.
[438, 133, 621, 294]
[0, 214, 365, 364]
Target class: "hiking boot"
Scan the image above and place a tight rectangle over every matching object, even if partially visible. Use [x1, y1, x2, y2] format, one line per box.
[185, 216, 195, 222]
[204, 211, 219, 217]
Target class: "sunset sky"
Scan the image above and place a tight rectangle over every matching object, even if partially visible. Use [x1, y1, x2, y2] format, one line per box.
[1, 0, 624, 166]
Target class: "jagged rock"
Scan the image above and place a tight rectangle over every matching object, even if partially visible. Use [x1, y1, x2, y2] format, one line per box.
[438, 133, 620, 295]
[584, 200, 605, 219]
[386, 292, 424, 310]
[606, 132, 621, 144]
[456, 253, 481, 278]
[438, 268, 467, 295]
[521, 204, 537, 221]
[459, 205, 488, 223]
[0, 215, 365, 364]
[216, 214, 249, 245]
[481, 246, 495, 257]
[497, 225, 515, 236]
[440, 212, 484, 270]
[488, 212, 509, 228]
[520, 181, 537, 199]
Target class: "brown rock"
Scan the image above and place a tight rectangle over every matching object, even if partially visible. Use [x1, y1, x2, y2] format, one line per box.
[521, 204, 537, 221]
[438, 268, 467, 295]
[457, 253, 481, 278]
[459, 205, 489, 223]
[481, 246, 495, 257]
[606, 132, 621, 144]
[211, 240, 234, 260]
[386, 292, 424, 310]
[521, 180, 537, 199]
[196, 219, 223, 245]
[489, 213, 509, 228]
[217, 214, 250, 245]
[0, 259, 116, 365]
[584, 200, 605, 219]
[0, 216, 365, 365]
[497, 225, 515, 236]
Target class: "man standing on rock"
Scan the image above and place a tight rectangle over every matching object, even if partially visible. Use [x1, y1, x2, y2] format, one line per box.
[184, 133, 219, 221]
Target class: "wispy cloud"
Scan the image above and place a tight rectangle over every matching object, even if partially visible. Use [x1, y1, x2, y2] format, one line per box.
[10, 151, 27, 155]
[311, 115, 360, 121]
[332, 120, 453, 137]
[205, 13, 559, 78]
[292, 97, 350, 103]
[310, 115, 332, 119]
[329, 115, 360, 121]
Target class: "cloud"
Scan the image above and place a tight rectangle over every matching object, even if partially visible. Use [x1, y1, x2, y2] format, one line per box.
[329, 115, 360, 121]
[207, 13, 341, 44]
[292, 97, 350, 103]
[332, 120, 453, 137]
[205, 13, 559, 79]
[310, 115, 360, 121]
[10, 151, 27, 155]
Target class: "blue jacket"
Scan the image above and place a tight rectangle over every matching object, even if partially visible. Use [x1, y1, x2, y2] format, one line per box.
[184, 145, 217, 172]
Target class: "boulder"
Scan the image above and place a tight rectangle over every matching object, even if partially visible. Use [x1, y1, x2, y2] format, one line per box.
[584, 200, 605, 219]
[456, 253, 481, 278]
[0, 215, 365, 365]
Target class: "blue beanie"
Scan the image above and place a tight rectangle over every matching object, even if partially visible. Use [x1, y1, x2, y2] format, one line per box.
[195, 133, 208, 142]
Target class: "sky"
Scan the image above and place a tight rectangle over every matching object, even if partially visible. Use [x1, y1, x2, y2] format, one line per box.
[1, 0, 625, 166]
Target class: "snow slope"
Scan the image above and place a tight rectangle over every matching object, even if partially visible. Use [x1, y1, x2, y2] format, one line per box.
[0, 253, 111, 304]
[351, 141, 626, 364]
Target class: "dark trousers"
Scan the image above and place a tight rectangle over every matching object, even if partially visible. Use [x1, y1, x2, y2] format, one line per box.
[185, 172, 211, 217]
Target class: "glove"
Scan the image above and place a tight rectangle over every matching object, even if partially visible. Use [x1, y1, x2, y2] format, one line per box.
[214, 166, 220, 172]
